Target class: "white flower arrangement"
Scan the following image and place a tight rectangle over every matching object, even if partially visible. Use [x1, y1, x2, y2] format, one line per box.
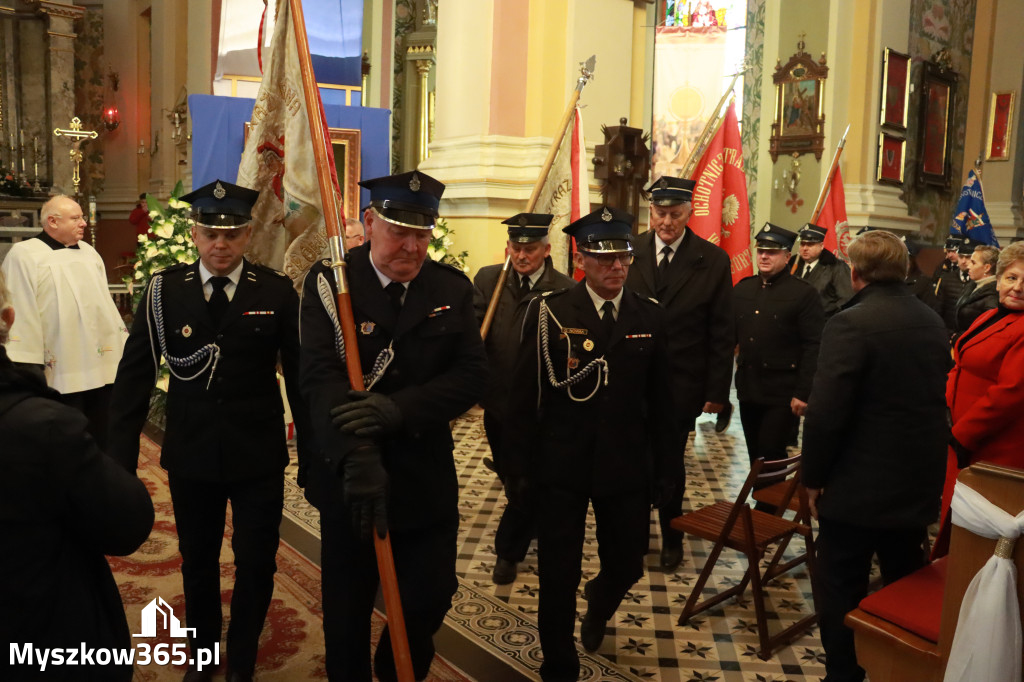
[428, 218, 469, 272]
[126, 180, 198, 309]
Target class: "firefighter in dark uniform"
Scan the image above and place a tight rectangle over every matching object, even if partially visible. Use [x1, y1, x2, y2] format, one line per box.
[505, 206, 681, 682]
[299, 171, 488, 682]
[108, 180, 310, 682]
[624, 175, 734, 572]
[473, 212, 576, 585]
[734, 223, 824, 467]
[788, 222, 853, 320]
[932, 234, 970, 339]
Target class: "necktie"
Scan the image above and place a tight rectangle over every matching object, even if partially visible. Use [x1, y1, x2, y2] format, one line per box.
[385, 281, 405, 314]
[803, 263, 812, 279]
[657, 245, 672, 283]
[519, 275, 531, 298]
[600, 300, 616, 341]
[208, 276, 230, 324]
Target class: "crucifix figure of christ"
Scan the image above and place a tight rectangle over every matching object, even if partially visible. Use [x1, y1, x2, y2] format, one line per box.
[53, 116, 98, 195]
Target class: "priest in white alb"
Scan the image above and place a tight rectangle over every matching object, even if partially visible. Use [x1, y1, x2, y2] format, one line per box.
[0, 194, 128, 448]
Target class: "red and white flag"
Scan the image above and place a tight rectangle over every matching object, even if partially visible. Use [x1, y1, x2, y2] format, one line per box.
[816, 166, 850, 261]
[536, 107, 588, 280]
[688, 102, 752, 284]
[236, 0, 342, 287]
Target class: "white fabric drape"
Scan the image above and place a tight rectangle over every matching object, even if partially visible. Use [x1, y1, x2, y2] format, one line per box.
[943, 480, 1024, 682]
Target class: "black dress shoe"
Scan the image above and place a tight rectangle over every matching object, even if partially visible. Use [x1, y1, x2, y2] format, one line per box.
[579, 611, 607, 652]
[660, 545, 683, 572]
[715, 402, 733, 433]
[225, 670, 253, 682]
[182, 667, 215, 682]
[492, 557, 518, 585]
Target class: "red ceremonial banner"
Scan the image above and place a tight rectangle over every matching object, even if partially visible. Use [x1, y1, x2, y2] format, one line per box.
[688, 102, 752, 283]
[816, 166, 850, 260]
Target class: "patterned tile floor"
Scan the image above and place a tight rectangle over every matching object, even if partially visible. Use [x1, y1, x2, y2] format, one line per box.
[282, 406, 827, 682]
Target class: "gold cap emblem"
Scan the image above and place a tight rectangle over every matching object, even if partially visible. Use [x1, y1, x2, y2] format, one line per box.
[409, 173, 421, 192]
[518, 215, 528, 227]
[213, 181, 226, 199]
[601, 207, 612, 222]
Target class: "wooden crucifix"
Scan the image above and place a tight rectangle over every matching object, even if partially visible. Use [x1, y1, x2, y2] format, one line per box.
[53, 116, 98, 195]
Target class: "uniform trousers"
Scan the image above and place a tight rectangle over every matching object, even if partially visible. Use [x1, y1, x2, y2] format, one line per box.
[537, 485, 649, 682]
[738, 401, 798, 464]
[815, 518, 928, 682]
[483, 410, 535, 563]
[167, 472, 284, 673]
[656, 413, 695, 549]
[58, 383, 113, 451]
[319, 503, 458, 682]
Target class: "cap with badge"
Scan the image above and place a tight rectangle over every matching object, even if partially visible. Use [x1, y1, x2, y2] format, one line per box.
[945, 234, 964, 250]
[563, 206, 635, 253]
[957, 236, 980, 255]
[360, 170, 445, 229]
[798, 223, 828, 243]
[645, 176, 696, 207]
[502, 213, 552, 243]
[754, 222, 798, 251]
[181, 179, 260, 228]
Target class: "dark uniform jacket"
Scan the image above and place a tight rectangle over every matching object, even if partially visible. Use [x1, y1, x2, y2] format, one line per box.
[932, 259, 970, 334]
[1, 347, 153, 681]
[802, 283, 950, 528]
[473, 256, 575, 416]
[954, 279, 998, 338]
[108, 259, 308, 480]
[625, 229, 734, 421]
[734, 271, 824, 405]
[299, 246, 488, 530]
[505, 283, 682, 498]
[788, 248, 853, 319]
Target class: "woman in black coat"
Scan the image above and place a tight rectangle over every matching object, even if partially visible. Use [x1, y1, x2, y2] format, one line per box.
[0, 273, 154, 681]
[954, 245, 1000, 340]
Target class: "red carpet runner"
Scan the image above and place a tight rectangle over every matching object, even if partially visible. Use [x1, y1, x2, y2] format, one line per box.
[110, 434, 472, 681]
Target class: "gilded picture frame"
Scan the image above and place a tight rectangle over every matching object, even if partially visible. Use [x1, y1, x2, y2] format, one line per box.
[917, 60, 958, 189]
[770, 41, 829, 162]
[986, 91, 1015, 162]
[877, 132, 906, 185]
[880, 48, 911, 131]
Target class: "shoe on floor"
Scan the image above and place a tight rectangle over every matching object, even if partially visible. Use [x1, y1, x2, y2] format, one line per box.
[715, 402, 733, 433]
[660, 545, 683, 572]
[492, 557, 518, 585]
[579, 611, 607, 652]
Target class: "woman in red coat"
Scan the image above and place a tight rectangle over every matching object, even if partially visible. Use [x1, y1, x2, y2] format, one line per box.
[935, 241, 1024, 556]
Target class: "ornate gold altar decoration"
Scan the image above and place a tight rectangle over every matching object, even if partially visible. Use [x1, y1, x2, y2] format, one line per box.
[53, 116, 98, 194]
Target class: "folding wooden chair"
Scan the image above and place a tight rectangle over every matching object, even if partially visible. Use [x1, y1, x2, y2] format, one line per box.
[670, 454, 818, 660]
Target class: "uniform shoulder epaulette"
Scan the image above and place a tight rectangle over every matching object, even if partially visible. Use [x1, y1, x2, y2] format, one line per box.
[429, 258, 471, 282]
[252, 262, 290, 279]
[541, 288, 569, 298]
[628, 289, 661, 307]
[153, 262, 189, 276]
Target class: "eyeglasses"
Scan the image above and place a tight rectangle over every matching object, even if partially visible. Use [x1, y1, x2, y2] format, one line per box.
[585, 253, 634, 267]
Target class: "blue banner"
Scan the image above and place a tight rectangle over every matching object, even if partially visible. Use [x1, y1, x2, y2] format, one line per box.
[950, 169, 999, 246]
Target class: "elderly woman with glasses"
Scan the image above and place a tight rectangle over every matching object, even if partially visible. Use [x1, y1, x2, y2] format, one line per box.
[934, 240, 1024, 556]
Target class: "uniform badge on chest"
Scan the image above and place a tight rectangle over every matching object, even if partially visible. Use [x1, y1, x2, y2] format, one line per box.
[582, 338, 595, 352]
[182, 324, 193, 338]
[360, 321, 376, 335]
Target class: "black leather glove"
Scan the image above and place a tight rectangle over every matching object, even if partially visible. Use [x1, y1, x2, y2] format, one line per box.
[330, 390, 403, 437]
[342, 443, 389, 541]
[652, 477, 676, 509]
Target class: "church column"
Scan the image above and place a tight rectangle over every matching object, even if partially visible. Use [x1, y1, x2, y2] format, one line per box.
[149, 0, 189, 197]
[826, 0, 919, 233]
[36, 1, 85, 195]
[100, 0, 144, 215]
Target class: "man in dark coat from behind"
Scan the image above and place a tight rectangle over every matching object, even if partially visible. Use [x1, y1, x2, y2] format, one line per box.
[473, 212, 575, 585]
[802, 229, 951, 682]
[300, 171, 488, 681]
[1, 270, 154, 682]
[624, 175, 735, 572]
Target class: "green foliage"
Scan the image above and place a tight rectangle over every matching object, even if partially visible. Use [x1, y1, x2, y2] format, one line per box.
[427, 218, 469, 272]
[126, 181, 198, 311]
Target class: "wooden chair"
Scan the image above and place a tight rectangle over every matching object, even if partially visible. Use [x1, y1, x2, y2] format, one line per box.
[670, 454, 818, 660]
[845, 462, 1024, 681]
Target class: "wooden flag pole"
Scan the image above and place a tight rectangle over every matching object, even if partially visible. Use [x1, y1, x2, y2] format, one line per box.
[479, 56, 596, 340]
[288, 1, 415, 679]
[791, 124, 849, 274]
[680, 68, 745, 180]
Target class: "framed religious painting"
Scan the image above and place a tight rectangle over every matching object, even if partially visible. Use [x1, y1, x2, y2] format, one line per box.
[328, 127, 361, 217]
[877, 132, 906, 185]
[917, 60, 958, 188]
[880, 48, 911, 131]
[986, 91, 1015, 161]
[769, 39, 829, 162]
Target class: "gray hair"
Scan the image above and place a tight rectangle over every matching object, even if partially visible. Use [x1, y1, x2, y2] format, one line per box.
[40, 194, 76, 224]
[997, 241, 1024, 278]
[0, 269, 11, 345]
